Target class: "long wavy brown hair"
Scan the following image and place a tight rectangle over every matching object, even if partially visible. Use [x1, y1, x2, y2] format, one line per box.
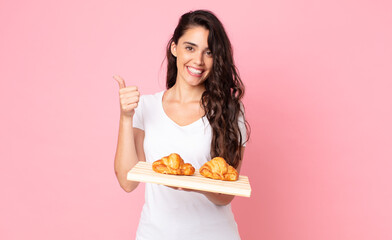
[165, 10, 250, 168]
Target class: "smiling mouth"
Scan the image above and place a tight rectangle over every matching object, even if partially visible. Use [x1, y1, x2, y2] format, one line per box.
[187, 66, 204, 76]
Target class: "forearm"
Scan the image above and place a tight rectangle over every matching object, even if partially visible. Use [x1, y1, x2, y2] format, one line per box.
[203, 192, 235, 206]
[114, 115, 139, 192]
[202, 152, 244, 205]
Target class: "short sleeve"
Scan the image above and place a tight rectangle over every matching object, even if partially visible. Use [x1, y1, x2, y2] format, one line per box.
[132, 95, 144, 130]
[238, 111, 247, 146]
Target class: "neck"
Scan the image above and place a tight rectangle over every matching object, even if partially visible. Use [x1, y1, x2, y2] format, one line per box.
[167, 81, 205, 104]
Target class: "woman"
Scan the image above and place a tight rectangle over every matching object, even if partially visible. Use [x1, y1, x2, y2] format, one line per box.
[114, 10, 250, 240]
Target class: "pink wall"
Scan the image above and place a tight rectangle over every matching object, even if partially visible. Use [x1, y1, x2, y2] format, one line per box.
[1, 0, 391, 239]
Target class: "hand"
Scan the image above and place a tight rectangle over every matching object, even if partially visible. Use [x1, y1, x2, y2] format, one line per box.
[166, 185, 231, 205]
[167, 185, 207, 195]
[113, 75, 140, 118]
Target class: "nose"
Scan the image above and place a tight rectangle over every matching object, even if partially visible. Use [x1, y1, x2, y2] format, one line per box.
[194, 51, 204, 66]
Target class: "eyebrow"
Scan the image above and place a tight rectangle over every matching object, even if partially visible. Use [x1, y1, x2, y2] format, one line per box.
[183, 41, 198, 47]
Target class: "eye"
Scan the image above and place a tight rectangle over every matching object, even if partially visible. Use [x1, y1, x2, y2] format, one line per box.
[206, 50, 213, 57]
[185, 46, 194, 51]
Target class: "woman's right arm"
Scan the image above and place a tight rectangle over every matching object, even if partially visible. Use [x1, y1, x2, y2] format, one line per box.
[113, 75, 145, 193]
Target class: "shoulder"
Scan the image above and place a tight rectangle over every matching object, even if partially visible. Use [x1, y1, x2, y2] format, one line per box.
[140, 90, 164, 101]
[134, 91, 164, 124]
[137, 91, 165, 114]
[139, 90, 164, 105]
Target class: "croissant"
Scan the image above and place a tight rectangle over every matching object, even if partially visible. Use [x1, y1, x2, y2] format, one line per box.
[152, 153, 195, 175]
[199, 157, 239, 181]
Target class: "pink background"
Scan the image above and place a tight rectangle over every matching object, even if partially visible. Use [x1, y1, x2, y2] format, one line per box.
[1, 0, 391, 239]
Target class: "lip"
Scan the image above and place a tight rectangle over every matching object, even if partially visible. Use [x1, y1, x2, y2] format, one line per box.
[187, 66, 204, 71]
[186, 66, 204, 77]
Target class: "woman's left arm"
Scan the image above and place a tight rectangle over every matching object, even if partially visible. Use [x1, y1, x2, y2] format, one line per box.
[198, 147, 245, 206]
[174, 147, 245, 205]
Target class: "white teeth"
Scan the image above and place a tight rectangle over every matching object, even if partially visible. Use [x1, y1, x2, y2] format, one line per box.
[187, 67, 202, 74]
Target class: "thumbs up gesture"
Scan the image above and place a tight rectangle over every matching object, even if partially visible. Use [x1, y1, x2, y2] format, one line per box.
[114, 75, 140, 118]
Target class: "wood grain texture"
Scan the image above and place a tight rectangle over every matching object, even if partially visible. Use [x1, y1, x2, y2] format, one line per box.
[127, 161, 251, 197]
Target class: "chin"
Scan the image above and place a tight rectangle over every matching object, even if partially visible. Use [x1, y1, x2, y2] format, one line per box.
[188, 79, 206, 87]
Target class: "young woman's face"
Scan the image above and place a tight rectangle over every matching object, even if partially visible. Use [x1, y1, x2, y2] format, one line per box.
[171, 26, 213, 87]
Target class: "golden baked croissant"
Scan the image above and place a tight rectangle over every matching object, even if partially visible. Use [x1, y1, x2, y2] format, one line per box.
[199, 157, 239, 181]
[152, 153, 195, 175]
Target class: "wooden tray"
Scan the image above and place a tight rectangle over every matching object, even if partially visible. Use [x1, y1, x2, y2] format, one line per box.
[127, 161, 251, 197]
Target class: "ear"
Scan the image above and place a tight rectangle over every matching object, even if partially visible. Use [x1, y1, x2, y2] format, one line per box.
[171, 42, 177, 57]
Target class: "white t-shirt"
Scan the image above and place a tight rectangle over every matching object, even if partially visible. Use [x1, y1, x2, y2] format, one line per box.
[133, 91, 246, 240]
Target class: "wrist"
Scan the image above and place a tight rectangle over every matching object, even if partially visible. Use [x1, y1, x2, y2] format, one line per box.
[120, 114, 133, 123]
